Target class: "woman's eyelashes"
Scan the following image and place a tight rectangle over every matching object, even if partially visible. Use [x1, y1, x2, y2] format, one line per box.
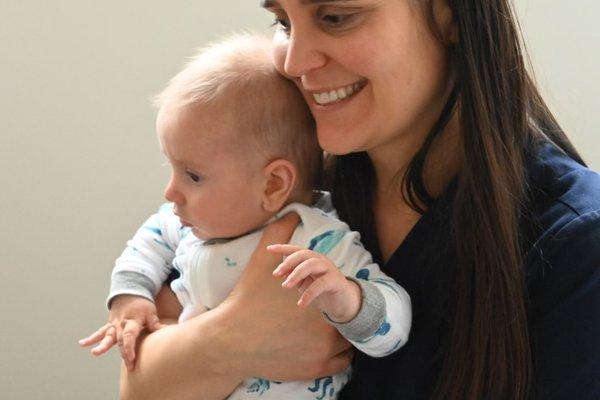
[272, 17, 291, 34]
[318, 11, 360, 31]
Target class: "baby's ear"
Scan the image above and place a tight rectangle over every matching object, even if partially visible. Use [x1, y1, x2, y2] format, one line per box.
[261, 159, 297, 213]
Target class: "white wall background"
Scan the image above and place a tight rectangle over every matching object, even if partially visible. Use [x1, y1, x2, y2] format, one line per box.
[1, 1, 597, 399]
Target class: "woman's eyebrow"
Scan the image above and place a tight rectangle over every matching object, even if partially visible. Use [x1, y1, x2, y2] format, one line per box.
[261, 0, 352, 8]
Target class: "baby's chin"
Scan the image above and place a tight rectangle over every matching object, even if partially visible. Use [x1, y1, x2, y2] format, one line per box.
[191, 227, 209, 240]
[191, 226, 248, 242]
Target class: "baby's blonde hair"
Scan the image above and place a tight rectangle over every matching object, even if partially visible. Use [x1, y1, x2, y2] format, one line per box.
[154, 33, 321, 192]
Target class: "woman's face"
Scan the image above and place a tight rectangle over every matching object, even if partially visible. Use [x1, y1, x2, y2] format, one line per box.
[263, 0, 454, 157]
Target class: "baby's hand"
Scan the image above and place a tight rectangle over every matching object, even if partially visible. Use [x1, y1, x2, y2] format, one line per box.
[78, 295, 166, 371]
[268, 244, 362, 323]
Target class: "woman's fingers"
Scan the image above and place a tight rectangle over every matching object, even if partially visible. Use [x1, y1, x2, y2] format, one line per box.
[90, 325, 117, 356]
[79, 323, 112, 347]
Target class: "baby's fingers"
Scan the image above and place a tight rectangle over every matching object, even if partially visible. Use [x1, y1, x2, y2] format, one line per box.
[90, 325, 117, 356]
[272, 248, 318, 277]
[120, 320, 142, 371]
[79, 323, 113, 347]
[298, 277, 332, 308]
[282, 258, 328, 288]
[266, 244, 303, 257]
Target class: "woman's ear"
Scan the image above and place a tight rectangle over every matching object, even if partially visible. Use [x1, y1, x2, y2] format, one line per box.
[434, 0, 458, 44]
[261, 159, 297, 213]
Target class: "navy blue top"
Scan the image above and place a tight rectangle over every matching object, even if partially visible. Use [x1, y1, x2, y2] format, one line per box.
[340, 141, 600, 399]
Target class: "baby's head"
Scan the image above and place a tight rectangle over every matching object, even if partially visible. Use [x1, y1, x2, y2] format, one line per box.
[154, 33, 321, 240]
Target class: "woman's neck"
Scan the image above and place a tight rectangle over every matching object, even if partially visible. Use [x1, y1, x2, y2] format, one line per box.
[369, 110, 461, 204]
[367, 111, 461, 262]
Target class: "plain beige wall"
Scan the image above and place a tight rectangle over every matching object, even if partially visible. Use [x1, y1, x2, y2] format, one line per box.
[1, 1, 597, 399]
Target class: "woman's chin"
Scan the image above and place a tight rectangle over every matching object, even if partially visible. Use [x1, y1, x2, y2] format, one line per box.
[317, 129, 363, 156]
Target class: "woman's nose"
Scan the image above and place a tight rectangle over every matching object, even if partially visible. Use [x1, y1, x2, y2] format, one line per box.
[277, 26, 327, 78]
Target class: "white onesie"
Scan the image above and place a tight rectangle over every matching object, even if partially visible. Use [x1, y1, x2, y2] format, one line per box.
[108, 193, 412, 399]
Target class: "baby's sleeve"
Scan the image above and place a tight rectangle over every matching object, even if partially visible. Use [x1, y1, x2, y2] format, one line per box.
[309, 227, 412, 358]
[107, 203, 184, 308]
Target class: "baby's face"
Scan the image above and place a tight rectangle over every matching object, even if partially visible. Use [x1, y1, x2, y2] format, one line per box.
[157, 104, 270, 240]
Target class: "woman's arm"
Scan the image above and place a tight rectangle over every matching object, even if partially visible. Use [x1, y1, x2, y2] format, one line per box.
[120, 305, 242, 400]
[120, 213, 352, 400]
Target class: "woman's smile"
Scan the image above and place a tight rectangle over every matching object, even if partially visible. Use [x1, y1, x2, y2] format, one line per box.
[307, 78, 368, 106]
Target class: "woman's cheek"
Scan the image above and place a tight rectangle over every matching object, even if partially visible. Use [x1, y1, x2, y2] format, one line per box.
[272, 33, 289, 77]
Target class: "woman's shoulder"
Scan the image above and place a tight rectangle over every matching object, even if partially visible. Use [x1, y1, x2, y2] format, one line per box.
[526, 139, 600, 242]
[527, 139, 600, 221]
[524, 140, 600, 315]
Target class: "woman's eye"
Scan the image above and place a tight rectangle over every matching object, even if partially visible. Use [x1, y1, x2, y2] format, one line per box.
[322, 14, 350, 26]
[272, 18, 291, 34]
[186, 171, 201, 183]
[318, 9, 364, 31]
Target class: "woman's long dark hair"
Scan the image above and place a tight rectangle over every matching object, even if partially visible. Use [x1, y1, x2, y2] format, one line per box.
[330, 1, 585, 399]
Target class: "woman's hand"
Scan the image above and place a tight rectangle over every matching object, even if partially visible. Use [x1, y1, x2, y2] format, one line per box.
[218, 213, 353, 381]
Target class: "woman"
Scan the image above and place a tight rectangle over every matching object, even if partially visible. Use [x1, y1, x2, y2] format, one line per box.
[121, 1, 600, 399]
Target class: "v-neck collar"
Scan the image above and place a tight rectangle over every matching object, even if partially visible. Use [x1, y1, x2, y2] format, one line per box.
[383, 177, 458, 273]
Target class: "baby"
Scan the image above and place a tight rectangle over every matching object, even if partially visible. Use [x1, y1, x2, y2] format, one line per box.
[80, 33, 411, 399]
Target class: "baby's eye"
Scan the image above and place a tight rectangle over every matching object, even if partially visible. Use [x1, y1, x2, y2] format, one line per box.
[186, 171, 202, 183]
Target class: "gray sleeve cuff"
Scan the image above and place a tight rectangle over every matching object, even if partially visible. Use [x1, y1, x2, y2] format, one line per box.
[324, 278, 386, 342]
[106, 271, 157, 309]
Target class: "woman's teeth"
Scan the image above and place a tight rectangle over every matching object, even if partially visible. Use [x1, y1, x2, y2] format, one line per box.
[312, 80, 367, 105]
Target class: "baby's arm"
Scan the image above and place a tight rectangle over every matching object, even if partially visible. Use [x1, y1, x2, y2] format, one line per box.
[109, 203, 183, 306]
[80, 203, 185, 369]
[270, 229, 411, 358]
